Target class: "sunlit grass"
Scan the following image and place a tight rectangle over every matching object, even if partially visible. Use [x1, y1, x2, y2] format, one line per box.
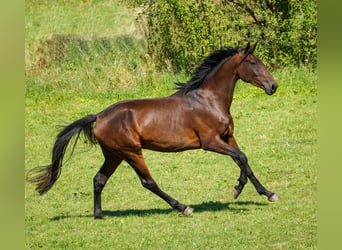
[25, 69, 317, 248]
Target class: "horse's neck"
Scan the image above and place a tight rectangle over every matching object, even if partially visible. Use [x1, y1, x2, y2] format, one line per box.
[200, 58, 239, 111]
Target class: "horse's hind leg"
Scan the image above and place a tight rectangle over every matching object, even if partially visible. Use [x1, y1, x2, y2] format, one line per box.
[93, 151, 122, 219]
[124, 151, 193, 215]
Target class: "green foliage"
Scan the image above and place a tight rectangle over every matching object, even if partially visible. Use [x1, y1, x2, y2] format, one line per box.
[128, 0, 317, 72]
[135, 0, 233, 72]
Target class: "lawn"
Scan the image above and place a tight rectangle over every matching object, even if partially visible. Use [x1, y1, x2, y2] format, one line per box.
[25, 1, 317, 249]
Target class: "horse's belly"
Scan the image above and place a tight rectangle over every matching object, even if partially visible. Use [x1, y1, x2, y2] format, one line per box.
[140, 129, 200, 152]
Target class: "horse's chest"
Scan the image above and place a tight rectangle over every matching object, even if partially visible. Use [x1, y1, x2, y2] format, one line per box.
[220, 119, 232, 137]
[208, 114, 231, 137]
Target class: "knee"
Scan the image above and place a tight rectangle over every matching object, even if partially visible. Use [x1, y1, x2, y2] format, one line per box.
[236, 151, 248, 165]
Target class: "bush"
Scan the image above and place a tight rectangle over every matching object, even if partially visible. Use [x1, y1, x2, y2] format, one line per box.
[125, 0, 317, 72]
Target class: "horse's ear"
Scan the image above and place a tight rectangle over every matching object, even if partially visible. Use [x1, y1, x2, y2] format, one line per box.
[250, 42, 258, 53]
[244, 42, 251, 54]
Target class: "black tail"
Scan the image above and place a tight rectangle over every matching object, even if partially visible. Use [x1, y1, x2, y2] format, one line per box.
[27, 114, 98, 195]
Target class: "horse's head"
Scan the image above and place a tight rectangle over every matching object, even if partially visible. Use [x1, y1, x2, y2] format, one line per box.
[236, 42, 278, 95]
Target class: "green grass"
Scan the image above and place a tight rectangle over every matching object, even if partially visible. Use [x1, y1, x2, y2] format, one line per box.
[25, 80, 317, 249]
[25, 1, 317, 249]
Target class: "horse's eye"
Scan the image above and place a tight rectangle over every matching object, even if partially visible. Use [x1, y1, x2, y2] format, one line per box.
[250, 60, 256, 65]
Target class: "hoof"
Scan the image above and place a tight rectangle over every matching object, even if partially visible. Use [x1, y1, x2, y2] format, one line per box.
[182, 206, 194, 215]
[268, 193, 280, 202]
[94, 214, 103, 219]
[232, 186, 241, 199]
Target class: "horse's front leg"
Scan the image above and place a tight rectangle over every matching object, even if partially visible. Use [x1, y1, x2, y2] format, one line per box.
[228, 136, 279, 201]
[225, 114, 248, 199]
[227, 136, 247, 199]
[203, 135, 280, 202]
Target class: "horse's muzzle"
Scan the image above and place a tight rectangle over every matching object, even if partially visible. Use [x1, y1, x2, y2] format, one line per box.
[266, 82, 278, 95]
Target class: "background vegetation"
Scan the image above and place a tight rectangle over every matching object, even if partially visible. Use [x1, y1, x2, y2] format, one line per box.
[25, 0, 317, 248]
[126, 0, 317, 72]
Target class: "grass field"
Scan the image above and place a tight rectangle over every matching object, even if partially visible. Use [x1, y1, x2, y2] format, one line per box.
[25, 1, 317, 249]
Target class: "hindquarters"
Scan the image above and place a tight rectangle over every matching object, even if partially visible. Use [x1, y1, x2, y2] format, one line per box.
[93, 104, 142, 156]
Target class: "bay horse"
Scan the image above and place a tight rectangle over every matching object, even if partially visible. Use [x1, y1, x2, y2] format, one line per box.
[28, 42, 279, 219]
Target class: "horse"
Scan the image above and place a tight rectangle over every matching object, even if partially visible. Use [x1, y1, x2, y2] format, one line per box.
[27, 42, 279, 219]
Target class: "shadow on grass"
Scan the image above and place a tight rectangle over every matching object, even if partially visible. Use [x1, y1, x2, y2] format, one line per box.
[50, 200, 268, 220]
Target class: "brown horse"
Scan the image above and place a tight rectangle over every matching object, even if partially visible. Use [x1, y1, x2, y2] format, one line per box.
[28, 42, 279, 219]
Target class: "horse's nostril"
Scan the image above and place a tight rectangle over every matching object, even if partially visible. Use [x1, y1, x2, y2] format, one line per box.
[271, 83, 278, 91]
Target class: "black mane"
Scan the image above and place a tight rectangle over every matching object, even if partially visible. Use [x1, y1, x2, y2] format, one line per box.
[175, 46, 243, 92]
